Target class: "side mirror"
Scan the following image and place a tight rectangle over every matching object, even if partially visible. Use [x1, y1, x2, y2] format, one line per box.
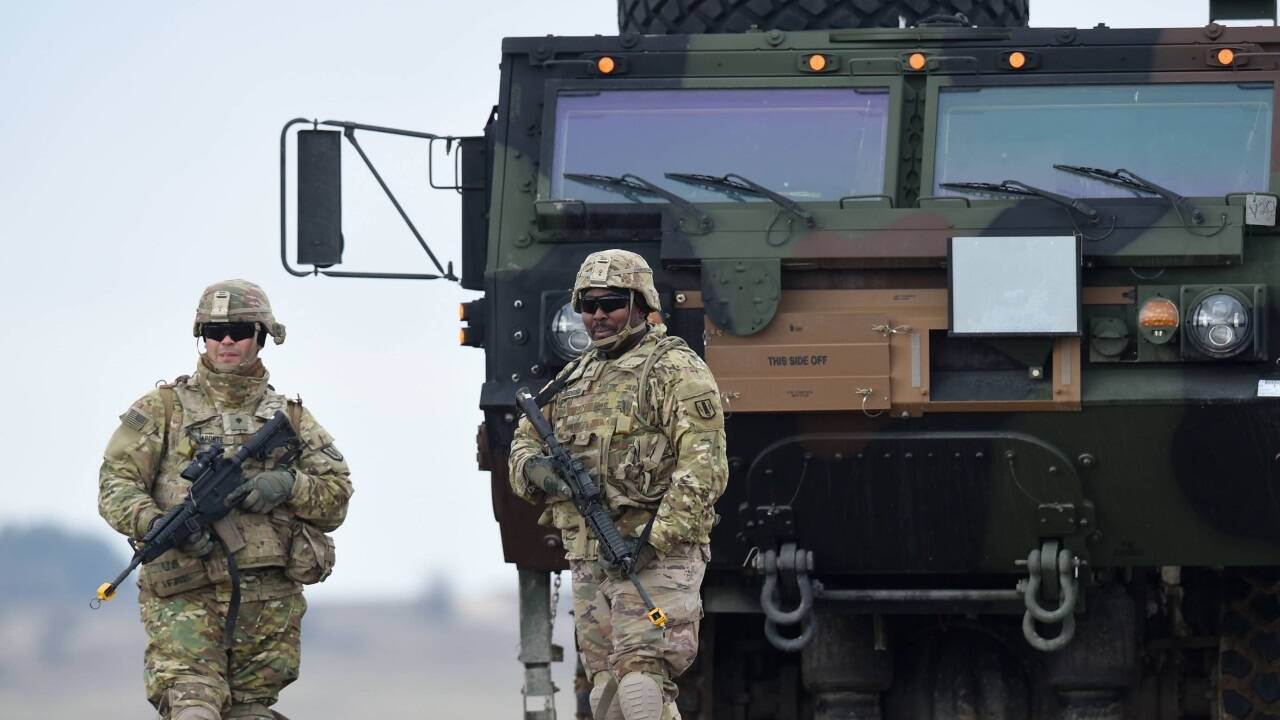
[459, 135, 488, 290]
[297, 129, 343, 268]
[279, 117, 460, 281]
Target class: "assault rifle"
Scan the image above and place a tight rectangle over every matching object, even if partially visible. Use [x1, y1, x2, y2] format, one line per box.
[515, 388, 668, 628]
[93, 411, 300, 606]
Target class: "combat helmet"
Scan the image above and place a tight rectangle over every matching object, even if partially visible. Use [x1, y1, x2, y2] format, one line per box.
[572, 250, 659, 352]
[192, 279, 286, 345]
[572, 249, 661, 313]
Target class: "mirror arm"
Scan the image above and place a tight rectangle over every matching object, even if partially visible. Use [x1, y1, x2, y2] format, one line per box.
[337, 125, 454, 280]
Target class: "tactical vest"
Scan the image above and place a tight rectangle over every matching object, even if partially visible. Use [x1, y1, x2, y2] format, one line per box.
[545, 334, 685, 558]
[137, 377, 300, 598]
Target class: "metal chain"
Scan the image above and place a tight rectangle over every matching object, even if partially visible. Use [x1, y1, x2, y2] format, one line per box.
[550, 570, 562, 633]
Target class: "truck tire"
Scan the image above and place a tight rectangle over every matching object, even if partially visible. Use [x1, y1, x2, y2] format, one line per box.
[618, 0, 1030, 35]
[1219, 570, 1280, 719]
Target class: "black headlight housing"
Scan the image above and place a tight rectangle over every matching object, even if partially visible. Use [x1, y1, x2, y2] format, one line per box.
[1179, 284, 1267, 361]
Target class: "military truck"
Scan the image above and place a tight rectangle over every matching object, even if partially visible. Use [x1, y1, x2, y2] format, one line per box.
[280, 0, 1280, 717]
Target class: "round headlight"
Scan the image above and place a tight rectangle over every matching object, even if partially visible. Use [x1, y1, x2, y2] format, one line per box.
[549, 301, 590, 360]
[1186, 291, 1251, 357]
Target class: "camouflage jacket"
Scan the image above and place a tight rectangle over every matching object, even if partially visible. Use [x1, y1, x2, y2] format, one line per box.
[98, 361, 352, 599]
[509, 326, 728, 560]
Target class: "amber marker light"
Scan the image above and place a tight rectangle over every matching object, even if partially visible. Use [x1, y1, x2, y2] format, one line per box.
[458, 328, 467, 345]
[458, 303, 466, 321]
[1009, 51, 1028, 69]
[1138, 298, 1180, 329]
[808, 54, 827, 72]
[1217, 48, 1236, 66]
[597, 56, 617, 74]
[908, 52, 927, 71]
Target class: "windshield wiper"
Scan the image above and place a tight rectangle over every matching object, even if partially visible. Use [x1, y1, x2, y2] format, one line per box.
[1053, 164, 1204, 225]
[563, 172, 713, 233]
[940, 180, 1100, 224]
[664, 172, 817, 229]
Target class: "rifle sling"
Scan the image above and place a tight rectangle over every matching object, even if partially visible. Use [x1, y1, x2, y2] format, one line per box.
[534, 354, 589, 407]
[637, 510, 658, 550]
[221, 541, 242, 650]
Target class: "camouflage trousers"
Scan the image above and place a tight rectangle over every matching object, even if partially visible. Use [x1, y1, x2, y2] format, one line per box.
[571, 543, 707, 702]
[139, 579, 306, 718]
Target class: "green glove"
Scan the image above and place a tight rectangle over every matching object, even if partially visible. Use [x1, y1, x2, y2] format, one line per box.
[523, 456, 572, 500]
[180, 528, 216, 558]
[148, 516, 214, 558]
[235, 469, 296, 514]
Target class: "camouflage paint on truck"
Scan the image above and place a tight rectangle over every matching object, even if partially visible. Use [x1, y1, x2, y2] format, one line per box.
[462, 20, 1280, 719]
[481, 25, 1280, 565]
[287, 6, 1280, 718]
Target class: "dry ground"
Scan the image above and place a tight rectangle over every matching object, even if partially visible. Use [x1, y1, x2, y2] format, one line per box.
[0, 592, 579, 719]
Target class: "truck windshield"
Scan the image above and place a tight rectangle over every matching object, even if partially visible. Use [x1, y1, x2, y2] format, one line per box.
[550, 88, 890, 203]
[932, 83, 1272, 198]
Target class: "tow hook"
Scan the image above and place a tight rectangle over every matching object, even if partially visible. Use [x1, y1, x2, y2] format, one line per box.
[1019, 539, 1080, 652]
[757, 542, 816, 652]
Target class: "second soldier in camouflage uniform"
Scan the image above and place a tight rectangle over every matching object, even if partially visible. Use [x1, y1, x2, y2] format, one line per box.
[98, 280, 352, 720]
[509, 250, 728, 720]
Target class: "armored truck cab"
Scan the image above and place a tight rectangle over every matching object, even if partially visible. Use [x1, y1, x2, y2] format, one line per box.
[285, 1, 1280, 717]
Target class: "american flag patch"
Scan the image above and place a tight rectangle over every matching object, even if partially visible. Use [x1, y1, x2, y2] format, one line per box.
[122, 408, 150, 432]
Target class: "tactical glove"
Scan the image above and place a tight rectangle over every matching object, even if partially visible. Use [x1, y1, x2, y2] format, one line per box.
[180, 528, 216, 558]
[523, 456, 572, 500]
[149, 516, 214, 558]
[235, 469, 296, 514]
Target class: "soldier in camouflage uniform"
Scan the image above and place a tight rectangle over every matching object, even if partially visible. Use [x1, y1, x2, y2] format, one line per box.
[509, 250, 728, 720]
[98, 280, 352, 720]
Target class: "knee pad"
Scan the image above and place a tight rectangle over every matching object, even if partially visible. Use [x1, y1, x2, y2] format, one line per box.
[618, 672, 664, 720]
[166, 680, 225, 720]
[589, 671, 623, 720]
[172, 706, 220, 720]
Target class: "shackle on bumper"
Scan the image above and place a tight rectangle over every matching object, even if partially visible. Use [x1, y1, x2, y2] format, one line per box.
[758, 544, 817, 652]
[1020, 542, 1079, 652]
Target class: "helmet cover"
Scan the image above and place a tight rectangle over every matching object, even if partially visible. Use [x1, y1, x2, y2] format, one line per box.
[571, 250, 661, 313]
[192, 279, 286, 345]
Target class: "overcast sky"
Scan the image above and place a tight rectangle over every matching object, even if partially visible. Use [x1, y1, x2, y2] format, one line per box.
[0, 0, 1232, 604]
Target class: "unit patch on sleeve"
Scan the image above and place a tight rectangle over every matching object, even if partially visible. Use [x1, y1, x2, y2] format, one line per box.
[694, 397, 718, 420]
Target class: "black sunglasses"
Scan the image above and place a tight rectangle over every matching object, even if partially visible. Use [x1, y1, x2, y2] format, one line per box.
[201, 322, 259, 342]
[579, 295, 631, 314]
